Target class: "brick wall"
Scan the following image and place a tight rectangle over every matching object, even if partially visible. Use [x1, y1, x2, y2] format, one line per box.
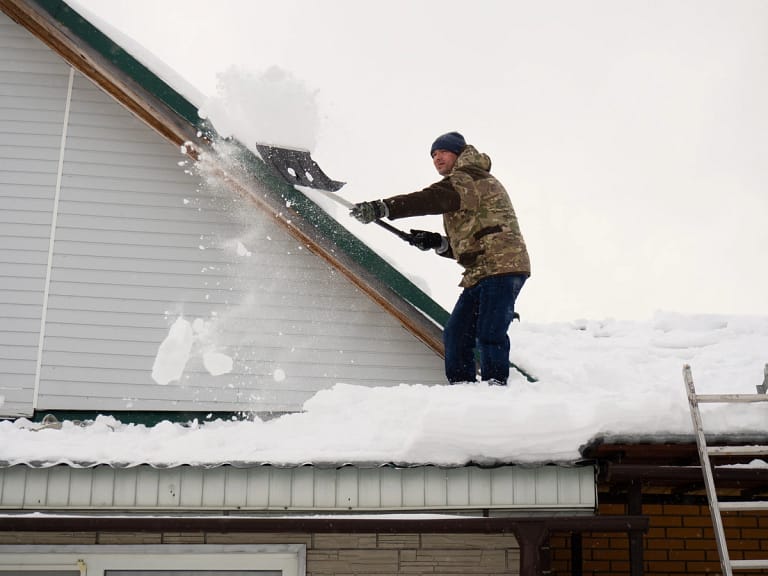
[550, 502, 768, 575]
[0, 531, 521, 576]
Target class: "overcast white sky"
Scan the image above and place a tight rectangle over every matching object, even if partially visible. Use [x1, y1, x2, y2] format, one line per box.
[70, 0, 768, 323]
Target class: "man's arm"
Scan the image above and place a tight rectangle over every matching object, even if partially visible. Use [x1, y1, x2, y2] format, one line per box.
[384, 180, 461, 219]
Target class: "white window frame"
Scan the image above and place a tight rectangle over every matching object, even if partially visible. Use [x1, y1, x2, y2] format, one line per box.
[0, 544, 305, 576]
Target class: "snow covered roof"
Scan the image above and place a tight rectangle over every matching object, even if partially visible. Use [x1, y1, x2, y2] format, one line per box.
[1, 312, 767, 468]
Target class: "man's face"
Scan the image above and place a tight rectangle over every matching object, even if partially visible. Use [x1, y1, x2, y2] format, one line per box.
[432, 149, 458, 176]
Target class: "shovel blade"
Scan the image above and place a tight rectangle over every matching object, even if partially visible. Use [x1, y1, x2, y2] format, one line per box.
[256, 143, 345, 192]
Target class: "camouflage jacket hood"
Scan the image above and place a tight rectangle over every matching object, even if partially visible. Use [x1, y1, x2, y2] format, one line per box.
[442, 145, 530, 287]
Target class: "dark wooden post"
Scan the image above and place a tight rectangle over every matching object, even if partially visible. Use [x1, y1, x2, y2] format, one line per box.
[516, 522, 548, 576]
[628, 480, 645, 576]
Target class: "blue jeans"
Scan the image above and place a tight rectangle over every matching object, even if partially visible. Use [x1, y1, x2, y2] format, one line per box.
[443, 274, 527, 384]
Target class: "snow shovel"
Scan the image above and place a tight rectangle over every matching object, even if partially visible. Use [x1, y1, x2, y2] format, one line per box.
[255, 143, 413, 242]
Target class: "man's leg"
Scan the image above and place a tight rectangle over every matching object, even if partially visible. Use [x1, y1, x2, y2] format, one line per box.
[476, 275, 527, 384]
[443, 286, 479, 383]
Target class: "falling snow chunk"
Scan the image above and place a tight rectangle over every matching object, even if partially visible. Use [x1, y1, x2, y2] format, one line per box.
[151, 317, 193, 385]
[235, 241, 251, 256]
[203, 351, 233, 376]
[273, 368, 286, 382]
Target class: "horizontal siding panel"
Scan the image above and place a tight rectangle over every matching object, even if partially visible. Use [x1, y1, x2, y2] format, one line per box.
[0, 93, 67, 112]
[0, 207, 56, 225]
[0, 289, 46, 305]
[42, 322, 421, 353]
[0, 344, 37, 361]
[67, 137, 190, 159]
[0, 172, 59, 187]
[0, 249, 49, 266]
[53, 227, 234, 249]
[0, 238, 49, 253]
[57, 186, 216, 210]
[50, 254, 238, 276]
[53, 213, 235, 235]
[0, 183, 55, 199]
[0, 302, 44, 320]
[2, 318, 41, 333]
[0, 143, 61, 161]
[0, 58, 68, 76]
[63, 148, 192, 178]
[47, 258, 328, 283]
[62, 174, 230, 202]
[0, 75, 69, 95]
[0, 261, 47, 279]
[38, 385, 315, 411]
[40, 335, 435, 367]
[0, 331, 39, 346]
[56, 198, 238, 223]
[0, 377, 35, 397]
[0, 118, 67, 137]
[0, 357, 36, 374]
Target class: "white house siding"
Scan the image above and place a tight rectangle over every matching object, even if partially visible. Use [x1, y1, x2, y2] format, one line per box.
[0, 13, 71, 417]
[0, 11, 446, 418]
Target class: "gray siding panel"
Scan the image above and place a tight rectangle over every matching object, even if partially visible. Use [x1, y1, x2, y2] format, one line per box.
[0, 12, 69, 417]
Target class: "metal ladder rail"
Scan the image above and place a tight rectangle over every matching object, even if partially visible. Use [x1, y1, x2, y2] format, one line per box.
[683, 364, 768, 575]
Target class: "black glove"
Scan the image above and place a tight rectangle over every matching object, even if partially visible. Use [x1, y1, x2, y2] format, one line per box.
[350, 200, 388, 224]
[408, 229, 444, 251]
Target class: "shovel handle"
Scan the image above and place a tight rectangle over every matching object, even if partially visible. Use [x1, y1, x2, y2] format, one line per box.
[375, 219, 412, 242]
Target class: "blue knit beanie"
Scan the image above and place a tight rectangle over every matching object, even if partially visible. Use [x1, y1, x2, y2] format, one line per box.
[430, 131, 466, 156]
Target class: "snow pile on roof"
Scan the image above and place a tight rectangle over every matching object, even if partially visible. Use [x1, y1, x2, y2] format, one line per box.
[1, 312, 766, 468]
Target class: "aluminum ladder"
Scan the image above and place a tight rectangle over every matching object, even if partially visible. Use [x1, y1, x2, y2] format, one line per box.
[683, 364, 768, 575]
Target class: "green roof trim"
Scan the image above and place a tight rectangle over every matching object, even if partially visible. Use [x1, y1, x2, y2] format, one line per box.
[37, 0, 449, 327]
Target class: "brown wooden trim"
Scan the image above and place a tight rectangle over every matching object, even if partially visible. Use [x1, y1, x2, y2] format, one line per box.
[0, 514, 648, 534]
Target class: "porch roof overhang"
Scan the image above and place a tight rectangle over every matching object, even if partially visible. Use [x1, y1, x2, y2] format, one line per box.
[581, 435, 768, 499]
[0, 463, 596, 514]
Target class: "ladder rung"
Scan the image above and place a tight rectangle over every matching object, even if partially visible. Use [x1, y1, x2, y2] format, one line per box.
[707, 445, 768, 456]
[731, 559, 768, 569]
[719, 501, 768, 511]
[695, 393, 768, 403]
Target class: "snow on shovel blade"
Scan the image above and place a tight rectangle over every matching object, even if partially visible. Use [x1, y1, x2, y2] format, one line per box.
[256, 143, 345, 192]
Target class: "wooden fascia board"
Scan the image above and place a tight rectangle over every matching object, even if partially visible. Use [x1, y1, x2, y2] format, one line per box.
[0, 515, 649, 535]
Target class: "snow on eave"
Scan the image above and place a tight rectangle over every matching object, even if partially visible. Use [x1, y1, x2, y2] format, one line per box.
[0, 459, 582, 470]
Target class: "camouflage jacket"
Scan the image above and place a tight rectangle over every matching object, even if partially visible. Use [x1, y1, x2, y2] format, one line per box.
[384, 145, 531, 288]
